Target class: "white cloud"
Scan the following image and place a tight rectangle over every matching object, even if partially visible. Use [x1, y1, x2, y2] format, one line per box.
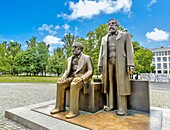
[74, 26, 78, 35]
[38, 24, 60, 35]
[10, 40, 14, 42]
[54, 25, 60, 30]
[147, 0, 157, 7]
[58, 0, 132, 20]
[63, 23, 70, 30]
[146, 28, 169, 41]
[38, 24, 53, 31]
[43, 35, 63, 45]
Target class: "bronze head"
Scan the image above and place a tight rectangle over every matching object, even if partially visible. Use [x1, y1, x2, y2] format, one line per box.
[108, 19, 119, 34]
[72, 42, 84, 56]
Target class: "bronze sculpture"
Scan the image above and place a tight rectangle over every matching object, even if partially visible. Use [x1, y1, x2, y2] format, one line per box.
[98, 19, 134, 115]
[51, 42, 94, 118]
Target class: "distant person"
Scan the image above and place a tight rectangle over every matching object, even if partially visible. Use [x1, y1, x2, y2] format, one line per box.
[51, 42, 94, 118]
[135, 74, 139, 80]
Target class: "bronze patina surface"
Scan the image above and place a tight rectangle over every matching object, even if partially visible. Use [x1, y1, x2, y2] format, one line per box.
[98, 19, 134, 115]
[33, 104, 161, 130]
[51, 42, 94, 118]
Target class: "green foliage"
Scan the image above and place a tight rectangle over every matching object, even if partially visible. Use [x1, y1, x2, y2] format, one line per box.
[0, 43, 14, 73]
[14, 38, 50, 76]
[47, 48, 66, 76]
[6, 41, 22, 75]
[133, 41, 154, 73]
[62, 33, 78, 58]
[0, 24, 154, 77]
[26, 37, 37, 49]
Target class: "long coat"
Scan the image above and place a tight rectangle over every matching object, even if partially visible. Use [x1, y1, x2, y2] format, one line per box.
[63, 53, 94, 94]
[98, 31, 134, 95]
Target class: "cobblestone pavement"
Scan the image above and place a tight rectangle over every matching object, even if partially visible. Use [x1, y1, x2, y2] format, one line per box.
[0, 82, 170, 130]
[0, 83, 56, 130]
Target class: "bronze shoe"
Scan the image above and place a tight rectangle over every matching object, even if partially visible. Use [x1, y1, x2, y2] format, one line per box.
[103, 106, 113, 111]
[50, 108, 61, 114]
[65, 113, 77, 119]
[116, 109, 127, 116]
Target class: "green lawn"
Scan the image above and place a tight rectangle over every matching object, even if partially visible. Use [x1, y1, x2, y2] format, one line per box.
[0, 75, 58, 83]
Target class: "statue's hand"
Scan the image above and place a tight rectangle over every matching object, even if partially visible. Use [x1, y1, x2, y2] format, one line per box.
[72, 77, 83, 83]
[98, 66, 103, 75]
[127, 66, 134, 74]
[57, 77, 65, 82]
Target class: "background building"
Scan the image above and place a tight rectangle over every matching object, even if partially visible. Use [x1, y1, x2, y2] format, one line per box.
[150, 47, 170, 74]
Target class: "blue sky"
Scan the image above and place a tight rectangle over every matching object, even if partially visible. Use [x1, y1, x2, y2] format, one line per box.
[0, 0, 170, 53]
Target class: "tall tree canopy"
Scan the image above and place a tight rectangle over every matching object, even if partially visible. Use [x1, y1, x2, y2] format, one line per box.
[0, 24, 154, 76]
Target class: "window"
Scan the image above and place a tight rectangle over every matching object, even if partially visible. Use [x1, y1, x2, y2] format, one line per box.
[165, 51, 167, 55]
[158, 70, 162, 74]
[163, 57, 167, 62]
[162, 51, 165, 56]
[169, 63, 170, 68]
[169, 57, 170, 62]
[157, 57, 161, 62]
[156, 52, 158, 56]
[159, 51, 161, 56]
[153, 52, 156, 56]
[157, 63, 161, 69]
[152, 58, 155, 62]
[163, 63, 167, 69]
[168, 51, 170, 55]
[153, 64, 155, 66]
[163, 70, 167, 73]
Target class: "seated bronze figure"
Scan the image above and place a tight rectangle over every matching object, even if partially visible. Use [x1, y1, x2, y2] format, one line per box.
[51, 42, 94, 118]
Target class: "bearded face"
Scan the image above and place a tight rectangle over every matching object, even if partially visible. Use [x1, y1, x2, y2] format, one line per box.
[72, 45, 82, 56]
[108, 20, 119, 34]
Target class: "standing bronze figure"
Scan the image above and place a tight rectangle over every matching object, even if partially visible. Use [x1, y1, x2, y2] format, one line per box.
[51, 42, 94, 118]
[98, 19, 134, 115]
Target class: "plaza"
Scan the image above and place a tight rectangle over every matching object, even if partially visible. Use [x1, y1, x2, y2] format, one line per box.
[0, 82, 170, 129]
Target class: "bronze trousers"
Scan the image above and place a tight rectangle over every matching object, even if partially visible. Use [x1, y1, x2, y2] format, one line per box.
[55, 77, 84, 115]
[108, 57, 127, 111]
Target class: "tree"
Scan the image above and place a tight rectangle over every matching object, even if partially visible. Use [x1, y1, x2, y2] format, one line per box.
[0, 41, 12, 73]
[26, 37, 37, 49]
[36, 42, 50, 76]
[14, 47, 38, 76]
[133, 41, 154, 73]
[6, 41, 22, 75]
[0, 44, 11, 72]
[62, 33, 78, 58]
[47, 48, 66, 76]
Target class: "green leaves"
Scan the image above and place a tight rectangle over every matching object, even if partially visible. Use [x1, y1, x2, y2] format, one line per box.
[133, 41, 154, 73]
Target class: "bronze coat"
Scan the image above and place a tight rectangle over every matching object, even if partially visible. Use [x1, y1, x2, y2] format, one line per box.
[63, 53, 94, 94]
[98, 31, 134, 95]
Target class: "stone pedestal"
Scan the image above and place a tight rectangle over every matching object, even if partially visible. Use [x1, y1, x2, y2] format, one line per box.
[66, 80, 150, 113]
[5, 101, 164, 130]
[66, 82, 105, 113]
[128, 80, 150, 113]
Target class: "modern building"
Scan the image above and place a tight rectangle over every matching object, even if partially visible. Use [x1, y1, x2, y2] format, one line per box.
[150, 47, 170, 74]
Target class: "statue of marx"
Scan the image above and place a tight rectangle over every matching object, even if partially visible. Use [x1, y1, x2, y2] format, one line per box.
[98, 19, 134, 115]
[51, 42, 94, 118]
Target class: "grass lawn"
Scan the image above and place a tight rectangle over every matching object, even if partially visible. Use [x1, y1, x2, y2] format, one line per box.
[0, 75, 58, 83]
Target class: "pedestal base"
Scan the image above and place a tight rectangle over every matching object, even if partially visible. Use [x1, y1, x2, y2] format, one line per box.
[5, 101, 163, 130]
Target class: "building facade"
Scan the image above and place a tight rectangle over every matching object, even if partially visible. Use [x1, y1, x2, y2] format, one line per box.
[150, 47, 170, 74]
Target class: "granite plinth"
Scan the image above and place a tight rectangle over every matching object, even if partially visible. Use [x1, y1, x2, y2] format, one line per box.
[65, 80, 150, 113]
[66, 82, 105, 112]
[128, 80, 150, 112]
[5, 101, 162, 130]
